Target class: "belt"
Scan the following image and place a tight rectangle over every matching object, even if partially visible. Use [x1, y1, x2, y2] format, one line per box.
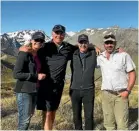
[104, 89, 126, 95]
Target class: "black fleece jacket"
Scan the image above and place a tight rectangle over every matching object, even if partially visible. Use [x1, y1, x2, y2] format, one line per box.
[13, 51, 46, 93]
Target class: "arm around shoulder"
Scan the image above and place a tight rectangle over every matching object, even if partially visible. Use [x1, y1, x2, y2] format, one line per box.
[125, 53, 136, 72]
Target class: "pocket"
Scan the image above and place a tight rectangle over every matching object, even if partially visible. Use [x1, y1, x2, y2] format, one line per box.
[21, 81, 36, 92]
[113, 61, 124, 71]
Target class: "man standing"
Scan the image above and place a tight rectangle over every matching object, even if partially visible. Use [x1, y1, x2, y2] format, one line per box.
[36, 25, 76, 130]
[36, 25, 100, 130]
[70, 34, 96, 130]
[97, 33, 136, 130]
[20, 25, 100, 130]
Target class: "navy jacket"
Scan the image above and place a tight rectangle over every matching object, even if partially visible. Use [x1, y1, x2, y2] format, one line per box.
[70, 49, 97, 90]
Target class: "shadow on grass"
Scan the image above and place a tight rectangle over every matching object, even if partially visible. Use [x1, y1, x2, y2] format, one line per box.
[29, 122, 42, 130]
[1, 60, 14, 70]
[129, 107, 138, 130]
[1, 108, 17, 118]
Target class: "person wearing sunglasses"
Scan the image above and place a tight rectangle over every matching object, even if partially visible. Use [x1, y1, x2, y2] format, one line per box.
[69, 34, 96, 130]
[97, 33, 136, 130]
[13, 32, 46, 130]
[19, 25, 101, 130]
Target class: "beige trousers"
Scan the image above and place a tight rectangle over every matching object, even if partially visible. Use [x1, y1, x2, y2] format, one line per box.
[102, 90, 129, 130]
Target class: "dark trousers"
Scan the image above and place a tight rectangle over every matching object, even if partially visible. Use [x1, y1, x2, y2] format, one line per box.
[70, 88, 95, 130]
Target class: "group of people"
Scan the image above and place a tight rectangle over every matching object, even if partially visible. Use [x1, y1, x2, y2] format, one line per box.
[13, 24, 136, 130]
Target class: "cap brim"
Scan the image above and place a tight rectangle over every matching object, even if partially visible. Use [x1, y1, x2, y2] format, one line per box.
[78, 39, 89, 43]
[32, 35, 45, 40]
[104, 37, 116, 42]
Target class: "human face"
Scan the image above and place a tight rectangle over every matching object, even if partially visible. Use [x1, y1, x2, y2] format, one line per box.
[31, 39, 44, 52]
[78, 41, 89, 53]
[104, 41, 116, 54]
[52, 31, 65, 45]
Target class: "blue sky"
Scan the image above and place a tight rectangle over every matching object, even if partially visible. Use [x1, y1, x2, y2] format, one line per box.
[1, 1, 138, 36]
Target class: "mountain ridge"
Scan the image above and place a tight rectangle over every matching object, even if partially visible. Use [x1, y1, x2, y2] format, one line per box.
[1, 27, 138, 57]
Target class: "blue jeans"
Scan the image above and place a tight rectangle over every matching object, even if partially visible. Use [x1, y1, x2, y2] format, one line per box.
[16, 93, 37, 130]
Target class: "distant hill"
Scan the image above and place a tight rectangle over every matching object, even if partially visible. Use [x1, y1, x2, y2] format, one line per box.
[1, 27, 138, 57]
[65, 26, 138, 56]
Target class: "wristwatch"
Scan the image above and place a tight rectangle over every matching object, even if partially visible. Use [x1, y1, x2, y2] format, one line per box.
[125, 89, 131, 94]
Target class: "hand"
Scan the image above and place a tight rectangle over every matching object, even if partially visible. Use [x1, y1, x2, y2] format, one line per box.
[95, 46, 101, 56]
[19, 45, 32, 52]
[38, 73, 46, 80]
[118, 91, 129, 99]
[116, 47, 125, 53]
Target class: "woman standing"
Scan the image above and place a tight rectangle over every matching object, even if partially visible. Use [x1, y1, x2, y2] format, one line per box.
[13, 32, 46, 130]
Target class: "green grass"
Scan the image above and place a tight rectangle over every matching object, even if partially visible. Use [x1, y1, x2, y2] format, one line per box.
[1, 54, 16, 64]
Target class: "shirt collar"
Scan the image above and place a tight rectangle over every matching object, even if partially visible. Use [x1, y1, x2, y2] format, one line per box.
[51, 39, 65, 48]
[100, 50, 118, 58]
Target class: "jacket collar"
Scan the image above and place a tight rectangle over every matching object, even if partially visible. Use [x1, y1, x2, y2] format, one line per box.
[74, 49, 92, 57]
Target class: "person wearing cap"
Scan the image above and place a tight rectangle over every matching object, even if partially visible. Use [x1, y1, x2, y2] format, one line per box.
[69, 34, 96, 130]
[97, 33, 136, 130]
[13, 32, 47, 130]
[35, 25, 77, 130]
[19, 25, 100, 130]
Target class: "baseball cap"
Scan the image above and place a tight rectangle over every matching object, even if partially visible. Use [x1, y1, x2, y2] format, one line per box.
[32, 32, 45, 40]
[52, 24, 66, 33]
[104, 33, 116, 42]
[78, 34, 89, 43]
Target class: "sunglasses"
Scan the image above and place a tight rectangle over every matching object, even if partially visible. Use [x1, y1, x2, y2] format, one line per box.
[34, 39, 45, 43]
[104, 41, 114, 45]
[79, 41, 88, 44]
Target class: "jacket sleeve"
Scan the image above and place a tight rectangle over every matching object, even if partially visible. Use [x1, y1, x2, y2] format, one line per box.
[13, 52, 38, 80]
[68, 44, 78, 60]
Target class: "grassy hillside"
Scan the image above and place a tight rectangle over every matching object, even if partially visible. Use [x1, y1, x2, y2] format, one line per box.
[1, 54, 16, 82]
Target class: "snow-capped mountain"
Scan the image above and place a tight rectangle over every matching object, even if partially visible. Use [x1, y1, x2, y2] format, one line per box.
[1, 26, 138, 57]
[1, 30, 51, 56]
[6, 30, 50, 44]
[66, 31, 76, 37]
[1, 33, 20, 56]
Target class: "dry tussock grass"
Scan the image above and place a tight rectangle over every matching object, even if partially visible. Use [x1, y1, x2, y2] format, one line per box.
[1, 84, 138, 130]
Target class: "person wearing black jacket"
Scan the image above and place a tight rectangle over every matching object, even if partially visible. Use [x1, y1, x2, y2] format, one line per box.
[36, 25, 78, 130]
[19, 25, 100, 130]
[13, 32, 46, 130]
[70, 34, 97, 130]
